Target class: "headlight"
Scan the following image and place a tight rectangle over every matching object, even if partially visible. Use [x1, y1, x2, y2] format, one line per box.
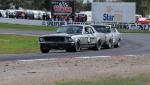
[105, 35, 107, 39]
[39, 37, 44, 42]
[65, 37, 73, 42]
[68, 37, 73, 42]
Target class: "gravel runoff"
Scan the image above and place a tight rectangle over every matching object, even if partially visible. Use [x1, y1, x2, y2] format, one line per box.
[0, 54, 150, 85]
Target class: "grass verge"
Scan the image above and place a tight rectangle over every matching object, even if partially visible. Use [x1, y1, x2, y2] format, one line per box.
[1, 24, 150, 85]
[56, 74, 150, 85]
[118, 29, 150, 34]
[0, 23, 57, 31]
[1, 23, 150, 33]
[0, 34, 39, 54]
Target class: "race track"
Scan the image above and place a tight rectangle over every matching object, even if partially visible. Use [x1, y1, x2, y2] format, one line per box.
[0, 29, 150, 61]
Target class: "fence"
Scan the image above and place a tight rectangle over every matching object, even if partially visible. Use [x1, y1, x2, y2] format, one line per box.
[0, 17, 150, 30]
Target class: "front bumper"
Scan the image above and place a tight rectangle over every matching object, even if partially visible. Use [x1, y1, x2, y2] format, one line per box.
[39, 42, 74, 49]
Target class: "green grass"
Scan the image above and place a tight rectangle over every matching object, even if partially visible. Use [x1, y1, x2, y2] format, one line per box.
[56, 74, 150, 85]
[0, 34, 39, 54]
[0, 24, 150, 85]
[0, 23, 57, 31]
[118, 29, 150, 34]
[1, 23, 150, 33]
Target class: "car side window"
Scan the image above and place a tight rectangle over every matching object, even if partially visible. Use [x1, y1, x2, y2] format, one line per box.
[89, 27, 94, 34]
[84, 26, 94, 34]
[76, 27, 83, 34]
[84, 27, 89, 34]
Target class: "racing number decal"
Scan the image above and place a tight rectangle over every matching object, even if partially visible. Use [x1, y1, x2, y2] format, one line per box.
[88, 37, 91, 43]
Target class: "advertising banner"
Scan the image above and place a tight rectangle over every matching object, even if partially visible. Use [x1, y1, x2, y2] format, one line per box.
[92, 2, 136, 23]
[51, 1, 75, 16]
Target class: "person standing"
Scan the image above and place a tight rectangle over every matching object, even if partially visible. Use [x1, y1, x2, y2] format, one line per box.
[0, 12, 2, 17]
[21, 12, 25, 19]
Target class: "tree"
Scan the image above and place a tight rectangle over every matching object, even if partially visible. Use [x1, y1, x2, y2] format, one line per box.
[76, 0, 84, 12]
[42, 0, 51, 11]
[84, 0, 91, 11]
[0, 0, 12, 9]
[123, 0, 144, 15]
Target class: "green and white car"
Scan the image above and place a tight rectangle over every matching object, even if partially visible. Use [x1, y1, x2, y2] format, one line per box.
[91, 25, 122, 49]
[38, 24, 106, 53]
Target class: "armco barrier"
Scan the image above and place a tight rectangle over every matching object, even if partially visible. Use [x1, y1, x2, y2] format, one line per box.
[0, 18, 43, 26]
[0, 18, 150, 30]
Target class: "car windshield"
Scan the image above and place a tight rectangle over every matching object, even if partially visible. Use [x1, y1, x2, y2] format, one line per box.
[56, 26, 83, 34]
[92, 26, 111, 33]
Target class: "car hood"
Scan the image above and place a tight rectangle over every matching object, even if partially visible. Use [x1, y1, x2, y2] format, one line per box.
[40, 33, 76, 37]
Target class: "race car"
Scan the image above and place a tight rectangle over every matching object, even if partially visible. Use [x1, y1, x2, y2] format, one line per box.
[38, 24, 106, 53]
[91, 25, 122, 49]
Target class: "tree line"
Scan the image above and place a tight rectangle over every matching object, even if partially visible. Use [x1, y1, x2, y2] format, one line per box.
[0, 0, 149, 15]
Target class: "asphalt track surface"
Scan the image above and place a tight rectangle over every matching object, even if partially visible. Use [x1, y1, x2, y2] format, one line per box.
[0, 29, 150, 61]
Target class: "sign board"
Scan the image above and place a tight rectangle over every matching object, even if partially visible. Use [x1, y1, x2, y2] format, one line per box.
[92, 2, 136, 23]
[51, 1, 75, 16]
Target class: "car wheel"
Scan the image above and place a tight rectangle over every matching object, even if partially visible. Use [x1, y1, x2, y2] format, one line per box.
[93, 40, 101, 51]
[65, 47, 72, 52]
[72, 40, 81, 52]
[114, 40, 120, 48]
[40, 45, 50, 53]
[105, 40, 112, 49]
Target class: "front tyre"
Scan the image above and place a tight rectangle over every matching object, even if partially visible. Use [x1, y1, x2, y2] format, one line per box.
[93, 40, 101, 51]
[65, 47, 72, 52]
[105, 40, 112, 49]
[72, 40, 81, 52]
[40, 45, 50, 53]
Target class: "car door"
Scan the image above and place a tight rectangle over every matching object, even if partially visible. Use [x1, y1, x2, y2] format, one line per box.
[87, 26, 97, 45]
[80, 26, 89, 46]
[111, 27, 119, 45]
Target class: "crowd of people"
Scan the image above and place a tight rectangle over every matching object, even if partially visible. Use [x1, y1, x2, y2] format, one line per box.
[5, 11, 50, 20]
[0, 10, 88, 22]
[52, 13, 87, 22]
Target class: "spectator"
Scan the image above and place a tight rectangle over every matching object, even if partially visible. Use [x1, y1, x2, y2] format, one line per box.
[54, 15, 59, 21]
[46, 14, 50, 20]
[38, 13, 41, 20]
[51, 15, 54, 21]
[84, 14, 87, 22]
[66, 15, 69, 22]
[58, 14, 63, 21]
[71, 14, 75, 22]
[6, 11, 9, 18]
[78, 14, 82, 22]
[25, 12, 28, 19]
[21, 12, 25, 19]
[0, 12, 2, 17]
[68, 14, 73, 22]
[42, 13, 46, 20]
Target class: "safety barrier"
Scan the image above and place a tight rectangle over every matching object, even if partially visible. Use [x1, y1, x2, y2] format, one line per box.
[0, 17, 150, 30]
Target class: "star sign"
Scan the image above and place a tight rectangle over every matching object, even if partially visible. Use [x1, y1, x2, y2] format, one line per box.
[106, 5, 113, 13]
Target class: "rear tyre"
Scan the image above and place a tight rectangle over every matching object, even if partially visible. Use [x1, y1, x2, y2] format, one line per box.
[93, 40, 101, 51]
[40, 45, 50, 53]
[105, 40, 112, 49]
[114, 40, 120, 48]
